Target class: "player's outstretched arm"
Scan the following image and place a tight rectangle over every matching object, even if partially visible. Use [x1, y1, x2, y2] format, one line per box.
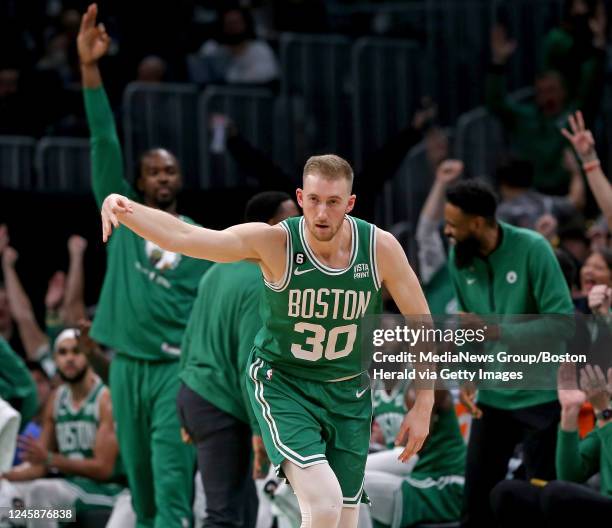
[377, 229, 435, 462]
[101, 194, 278, 263]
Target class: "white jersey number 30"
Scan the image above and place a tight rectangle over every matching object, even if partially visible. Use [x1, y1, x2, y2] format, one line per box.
[290, 323, 357, 361]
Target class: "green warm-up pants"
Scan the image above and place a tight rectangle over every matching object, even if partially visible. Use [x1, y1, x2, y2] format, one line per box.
[110, 355, 195, 528]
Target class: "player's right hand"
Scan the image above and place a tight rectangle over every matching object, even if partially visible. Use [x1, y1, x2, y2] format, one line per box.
[77, 4, 110, 66]
[101, 194, 133, 242]
[459, 382, 483, 419]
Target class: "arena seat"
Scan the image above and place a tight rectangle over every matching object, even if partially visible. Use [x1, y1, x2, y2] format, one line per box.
[0, 136, 36, 190]
[35, 137, 90, 193]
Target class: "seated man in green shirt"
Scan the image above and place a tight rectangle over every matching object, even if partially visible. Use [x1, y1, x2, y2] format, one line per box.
[77, 6, 212, 527]
[0, 329, 124, 526]
[491, 363, 612, 526]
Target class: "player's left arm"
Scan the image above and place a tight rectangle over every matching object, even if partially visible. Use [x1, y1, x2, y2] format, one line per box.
[47, 389, 119, 481]
[377, 229, 435, 462]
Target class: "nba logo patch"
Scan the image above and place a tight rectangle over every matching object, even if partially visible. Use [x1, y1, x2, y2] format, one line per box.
[266, 369, 273, 381]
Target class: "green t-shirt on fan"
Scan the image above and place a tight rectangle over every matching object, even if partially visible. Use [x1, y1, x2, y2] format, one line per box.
[84, 85, 212, 361]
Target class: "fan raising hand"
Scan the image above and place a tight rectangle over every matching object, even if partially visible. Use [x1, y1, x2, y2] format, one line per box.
[561, 111, 598, 164]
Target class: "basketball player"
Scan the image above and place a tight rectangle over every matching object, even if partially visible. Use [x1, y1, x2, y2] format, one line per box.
[100, 154, 434, 528]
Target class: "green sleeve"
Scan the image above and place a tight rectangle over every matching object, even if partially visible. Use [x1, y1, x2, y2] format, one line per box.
[0, 338, 38, 427]
[83, 86, 137, 208]
[556, 427, 600, 483]
[527, 237, 574, 314]
[447, 249, 467, 313]
[238, 287, 263, 434]
[501, 237, 574, 346]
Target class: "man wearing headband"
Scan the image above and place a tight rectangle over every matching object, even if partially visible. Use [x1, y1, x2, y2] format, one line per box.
[0, 329, 125, 524]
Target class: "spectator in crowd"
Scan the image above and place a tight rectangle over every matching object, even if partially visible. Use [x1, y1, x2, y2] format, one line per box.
[78, 6, 212, 527]
[0, 329, 125, 522]
[136, 55, 167, 83]
[575, 248, 612, 313]
[176, 191, 297, 528]
[490, 362, 612, 526]
[495, 155, 584, 230]
[443, 180, 575, 528]
[0, 225, 88, 375]
[0, 66, 31, 135]
[0, 337, 38, 434]
[561, 110, 612, 233]
[36, 9, 82, 88]
[542, 0, 607, 102]
[415, 159, 463, 315]
[196, 6, 279, 85]
[486, 24, 605, 195]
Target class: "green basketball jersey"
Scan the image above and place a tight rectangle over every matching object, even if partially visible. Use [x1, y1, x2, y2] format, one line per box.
[253, 215, 382, 381]
[371, 379, 408, 449]
[53, 376, 106, 460]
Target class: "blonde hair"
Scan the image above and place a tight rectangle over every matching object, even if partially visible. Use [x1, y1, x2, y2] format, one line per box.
[303, 154, 354, 191]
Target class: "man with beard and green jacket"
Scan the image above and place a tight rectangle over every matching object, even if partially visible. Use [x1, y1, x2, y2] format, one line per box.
[443, 179, 574, 528]
[78, 6, 211, 527]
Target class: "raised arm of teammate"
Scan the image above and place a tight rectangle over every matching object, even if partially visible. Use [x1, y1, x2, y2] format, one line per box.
[377, 229, 435, 462]
[78, 3, 134, 208]
[101, 193, 287, 280]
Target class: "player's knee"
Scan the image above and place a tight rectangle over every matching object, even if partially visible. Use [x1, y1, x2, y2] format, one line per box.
[308, 487, 343, 527]
[309, 500, 342, 527]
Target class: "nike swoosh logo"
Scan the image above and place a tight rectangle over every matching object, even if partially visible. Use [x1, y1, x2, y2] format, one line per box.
[294, 267, 315, 276]
[356, 388, 368, 399]
[466, 278, 476, 285]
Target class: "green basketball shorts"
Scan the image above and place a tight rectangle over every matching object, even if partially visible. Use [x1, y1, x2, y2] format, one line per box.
[246, 354, 372, 506]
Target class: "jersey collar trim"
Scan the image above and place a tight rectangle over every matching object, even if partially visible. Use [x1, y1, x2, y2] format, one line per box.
[298, 216, 358, 276]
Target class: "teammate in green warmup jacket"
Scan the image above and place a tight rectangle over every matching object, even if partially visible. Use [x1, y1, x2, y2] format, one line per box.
[99, 152, 435, 528]
[78, 6, 211, 527]
[444, 179, 574, 528]
[177, 191, 298, 527]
